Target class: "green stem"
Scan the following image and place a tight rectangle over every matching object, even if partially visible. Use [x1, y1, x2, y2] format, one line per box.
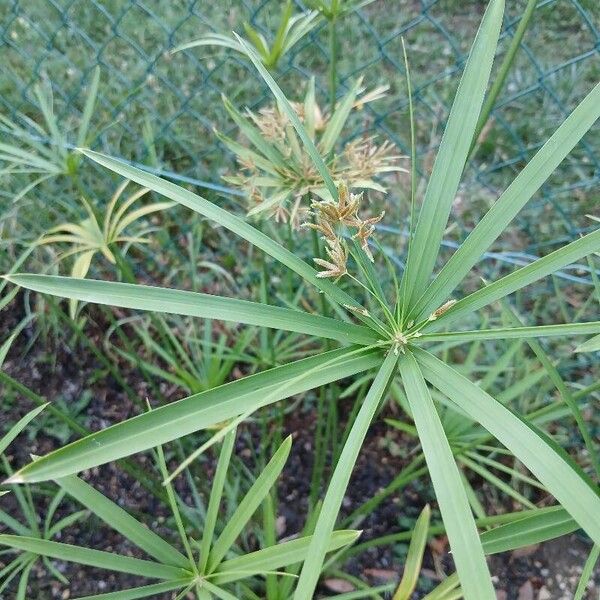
[328, 17, 338, 112]
[503, 303, 600, 480]
[470, 0, 537, 156]
[309, 385, 327, 509]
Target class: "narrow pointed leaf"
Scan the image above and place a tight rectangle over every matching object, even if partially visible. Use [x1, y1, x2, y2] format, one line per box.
[5, 274, 377, 346]
[294, 350, 398, 600]
[200, 430, 236, 572]
[76, 66, 100, 147]
[73, 580, 191, 600]
[414, 347, 600, 546]
[78, 150, 366, 314]
[319, 80, 361, 155]
[208, 436, 292, 571]
[0, 536, 189, 580]
[428, 228, 600, 331]
[56, 474, 189, 568]
[7, 347, 382, 483]
[575, 333, 600, 353]
[418, 321, 600, 343]
[402, 0, 504, 306]
[480, 506, 577, 554]
[212, 530, 360, 584]
[398, 352, 494, 600]
[0, 403, 48, 456]
[0, 334, 16, 368]
[574, 544, 600, 600]
[393, 504, 431, 600]
[222, 95, 288, 169]
[233, 34, 337, 198]
[414, 81, 600, 320]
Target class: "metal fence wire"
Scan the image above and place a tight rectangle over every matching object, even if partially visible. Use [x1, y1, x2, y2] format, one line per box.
[1, 0, 598, 254]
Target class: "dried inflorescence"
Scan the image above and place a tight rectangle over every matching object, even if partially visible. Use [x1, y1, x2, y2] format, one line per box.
[220, 81, 406, 226]
[313, 236, 348, 279]
[304, 182, 384, 278]
[428, 299, 457, 321]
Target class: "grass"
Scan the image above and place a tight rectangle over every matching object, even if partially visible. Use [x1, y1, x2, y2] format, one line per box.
[1, 1, 597, 234]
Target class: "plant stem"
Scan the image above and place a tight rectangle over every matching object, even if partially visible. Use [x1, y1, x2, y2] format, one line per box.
[328, 17, 338, 112]
[470, 0, 537, 156]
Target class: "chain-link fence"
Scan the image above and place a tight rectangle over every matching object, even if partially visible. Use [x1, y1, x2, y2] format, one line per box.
[1, 0, 599, 254]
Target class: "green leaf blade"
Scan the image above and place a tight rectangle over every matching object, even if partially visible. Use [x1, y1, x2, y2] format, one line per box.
[72, 580, 190, 600]
[419, 321, 600, 343]
[56, 474, 189, 568]
[213, 530, 360, 584]
[428, 229, 600, 331]
[402, 0, 504, 307]
[207, 436, 292, 571]
[414, 81, 600, 320]
[0, 404, 48, 457]
[293, 350, 399, 600]
[78, 149, 366, 316]
[414, 348, 600, 546]
[5, 274, 378, 346]
[393, 504, 431, 600]
[232, 34, 338, 198]
[398, 352, 494, 600]
[0, 536, 189, 580]
[480, 506, 577, 555]
[6, 347, 382, 483]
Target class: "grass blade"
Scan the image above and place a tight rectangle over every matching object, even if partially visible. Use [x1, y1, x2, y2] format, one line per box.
[480, 506, 577, 554]
[413, 81, 600, 321]
[574, 544, 599, 600]
[200, 430, 236, 573]
[471, 0, 538, 149]
[0, 404, 48, 457]
[401, 0, 504, 307]
[293, 350, 398, 600]
[319, 80, 361, 155]
[5, 274, 378, 346]
[576, 333, 600, 353]
[418, 321, 600, 343]
[55, 474, 189, 568]
[414, 347, 600, 546]
[78, 150, 367, 316]
[207, 436, 292, 571]
[76, 66, 100, 147]
[5, 347, 382, 483]
[393, 504, 431, 600]
[0, 536, 189, 580]
[398, 352, 494, 600]
[428, 228, 600, 331]
[72, 580, 191, 600]
[222, 95, 288, 170]
[398, 36, 417, 325]
[233, 34, 337, 198]
[212, 530, 360, 584]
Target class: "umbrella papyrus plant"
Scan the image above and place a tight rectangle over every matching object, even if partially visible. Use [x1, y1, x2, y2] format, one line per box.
[3, 0, 600, 598]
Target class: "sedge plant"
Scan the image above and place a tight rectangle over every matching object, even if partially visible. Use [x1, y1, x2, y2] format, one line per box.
[0, 67, 101, 201]
[2, 0, 600, 597]
[173, 1, 320, 71]
[1, 426, 360, 599]
[35, 179, 173, 318]
[218, 79, 401, 225]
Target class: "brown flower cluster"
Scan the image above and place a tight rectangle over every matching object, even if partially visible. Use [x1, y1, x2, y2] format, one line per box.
[220, 83, 405, 227]
[303, 182, 384, 279]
